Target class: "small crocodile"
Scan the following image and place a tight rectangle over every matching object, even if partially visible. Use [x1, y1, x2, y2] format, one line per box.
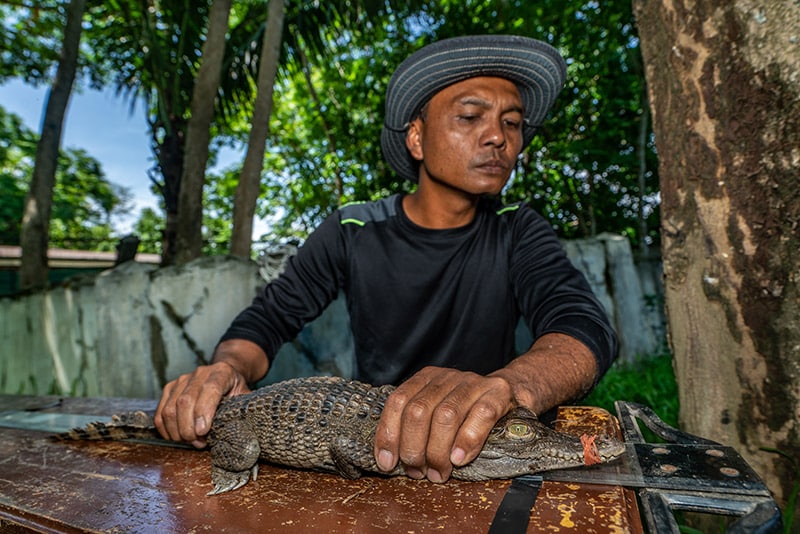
[56, 376, 624, 495]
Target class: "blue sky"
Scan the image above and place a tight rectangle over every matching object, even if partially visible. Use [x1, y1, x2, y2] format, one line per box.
[0, 78, 159, 233]
[0, 79, 250, 236]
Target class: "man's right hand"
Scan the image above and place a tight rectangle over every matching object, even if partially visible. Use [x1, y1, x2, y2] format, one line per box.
[154, 339, 268, 448]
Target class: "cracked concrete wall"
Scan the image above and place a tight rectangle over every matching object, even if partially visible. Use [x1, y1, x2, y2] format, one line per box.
[1, 256, 264, 398]
[563, 233, 665, 364]
[95, 261, 159, 397]
[0, 237, 664, 398]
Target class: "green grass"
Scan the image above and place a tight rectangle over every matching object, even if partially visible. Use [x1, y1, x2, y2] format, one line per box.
[584, 351, 679, 428]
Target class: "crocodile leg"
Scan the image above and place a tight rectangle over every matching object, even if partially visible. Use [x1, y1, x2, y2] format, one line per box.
[329, 435, 368, 479]
[207, 421, 261, 495]
[329, 434, 404, 479]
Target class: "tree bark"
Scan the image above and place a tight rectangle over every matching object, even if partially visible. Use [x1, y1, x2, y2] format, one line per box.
[230, 0, 285, 257]
[634, 0, 800, 508]
[19, 0, 86, 290]
[152, 122, 185, 266]
[174, 0, 233, 265]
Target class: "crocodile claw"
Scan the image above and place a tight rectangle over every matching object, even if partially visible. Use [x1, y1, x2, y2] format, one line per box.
[208, 464, 259, 496]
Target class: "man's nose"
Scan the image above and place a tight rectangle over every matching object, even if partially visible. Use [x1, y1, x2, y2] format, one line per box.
[481, 118, 507, 148]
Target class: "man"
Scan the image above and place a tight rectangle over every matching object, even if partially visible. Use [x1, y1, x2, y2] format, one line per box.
[155, 34, 618, 483]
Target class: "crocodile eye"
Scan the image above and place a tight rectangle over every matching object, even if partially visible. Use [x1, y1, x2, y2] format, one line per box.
[507, 422, 532, 437]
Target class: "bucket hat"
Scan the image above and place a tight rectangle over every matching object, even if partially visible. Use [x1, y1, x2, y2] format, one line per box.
[381, 34, 567, 181]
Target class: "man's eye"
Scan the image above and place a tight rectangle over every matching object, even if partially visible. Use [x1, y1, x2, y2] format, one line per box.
[504, 119, 522, 129]
[458, 115, 478, 122]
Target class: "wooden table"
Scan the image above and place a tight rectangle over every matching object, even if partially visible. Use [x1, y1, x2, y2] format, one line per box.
[0, 394, 643, 533]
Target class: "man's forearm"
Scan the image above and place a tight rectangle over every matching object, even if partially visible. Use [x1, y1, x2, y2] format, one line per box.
[212, 338, 270, 386]
[489, 332, 598, 415]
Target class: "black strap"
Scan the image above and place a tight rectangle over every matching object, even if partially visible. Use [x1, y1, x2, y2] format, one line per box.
[488, 475, 542, 534]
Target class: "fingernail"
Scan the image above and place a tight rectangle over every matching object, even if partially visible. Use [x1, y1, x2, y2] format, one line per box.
[427, 469, 444, 483]
[195, 415, 207, 435]
[451, 447, 466, 466]
[377, 449, 395, 471]
[405, 467, 425, 479]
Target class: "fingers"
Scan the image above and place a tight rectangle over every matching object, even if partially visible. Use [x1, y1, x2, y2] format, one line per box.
[375, 369, 442, 479]
[450, 395, 509, 465]
[429, 377, 511, 480]
[154, 370, 218, 447]
[154, 362, 250, 447]
[418, 375, 480, 480]
[374, 367, 513, 482]
[374, 372, 419, 476]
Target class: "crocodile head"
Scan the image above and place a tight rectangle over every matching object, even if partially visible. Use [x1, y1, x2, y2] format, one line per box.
[454, 407, 625, 480]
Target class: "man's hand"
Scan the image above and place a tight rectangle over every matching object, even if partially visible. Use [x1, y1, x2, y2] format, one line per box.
[373, 366, 515, 482]
[154, 339, 268, 448]
[371, 333, 600, 483]
[154, 362, 251, 448]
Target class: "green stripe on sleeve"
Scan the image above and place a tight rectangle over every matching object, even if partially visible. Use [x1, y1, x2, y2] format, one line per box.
[496, 204, 521, 215]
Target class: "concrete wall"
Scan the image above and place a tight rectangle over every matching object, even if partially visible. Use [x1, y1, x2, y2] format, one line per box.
[0, 236, 664, 398]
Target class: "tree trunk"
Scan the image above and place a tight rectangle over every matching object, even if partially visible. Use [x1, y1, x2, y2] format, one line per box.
[230, 0, 285, 257]
[18, 0, 86, 291]
[174, 0, 233, 265]
[634, 0, 800, 509]
[153, 123, 185, 266]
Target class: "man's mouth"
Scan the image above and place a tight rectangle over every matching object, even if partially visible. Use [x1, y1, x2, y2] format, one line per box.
[474, 159, 510, 175]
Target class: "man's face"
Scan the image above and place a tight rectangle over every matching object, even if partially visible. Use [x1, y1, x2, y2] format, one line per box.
[406, 76, 524, 196]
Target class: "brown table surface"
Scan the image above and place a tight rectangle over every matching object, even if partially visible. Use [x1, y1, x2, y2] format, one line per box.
[0, 394, 643, 533]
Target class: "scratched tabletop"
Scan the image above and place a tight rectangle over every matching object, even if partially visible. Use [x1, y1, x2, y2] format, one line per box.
[0, 394, 642, 533]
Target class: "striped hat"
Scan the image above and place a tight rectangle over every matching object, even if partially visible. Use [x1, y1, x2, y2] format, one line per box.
[381, 35, 567, 181]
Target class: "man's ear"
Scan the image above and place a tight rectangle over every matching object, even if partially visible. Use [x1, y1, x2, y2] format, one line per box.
[405, 119, 424, 162]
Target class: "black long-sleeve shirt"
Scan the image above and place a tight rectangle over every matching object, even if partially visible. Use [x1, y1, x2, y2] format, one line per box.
[221, 194, 618, 385]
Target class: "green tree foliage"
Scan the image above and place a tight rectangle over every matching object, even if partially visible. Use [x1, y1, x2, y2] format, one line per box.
[77, 0, 413, 260]
[90, 0, 212, 263]
[1, 1, 116, 88]
[250, 0, 659, 249]
[516, 2, 659, 248]
[2, 0, 659, 254]
[0, 109, 33, 244]
[203, 165, 237, 255]
[0, 106, 130, 250]
[1, 1, 68, 83]
[392, 1, 660, 248]
[249, 12, 421, 241]
[48, 147, 132, 250]
[19, 0, 87, 290]
[131, 206, 164, 255]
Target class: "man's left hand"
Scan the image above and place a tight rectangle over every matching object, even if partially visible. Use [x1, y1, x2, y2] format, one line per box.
[373, 366, 515, 482]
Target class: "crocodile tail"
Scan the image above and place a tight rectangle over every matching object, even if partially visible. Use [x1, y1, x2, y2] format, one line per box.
[53, 411, 160, 441]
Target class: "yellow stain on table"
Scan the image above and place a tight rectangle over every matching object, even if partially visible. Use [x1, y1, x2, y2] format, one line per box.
[558, 503, 576, 528]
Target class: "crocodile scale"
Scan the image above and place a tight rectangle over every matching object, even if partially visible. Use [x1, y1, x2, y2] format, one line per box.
[57, 376, 625, 495]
